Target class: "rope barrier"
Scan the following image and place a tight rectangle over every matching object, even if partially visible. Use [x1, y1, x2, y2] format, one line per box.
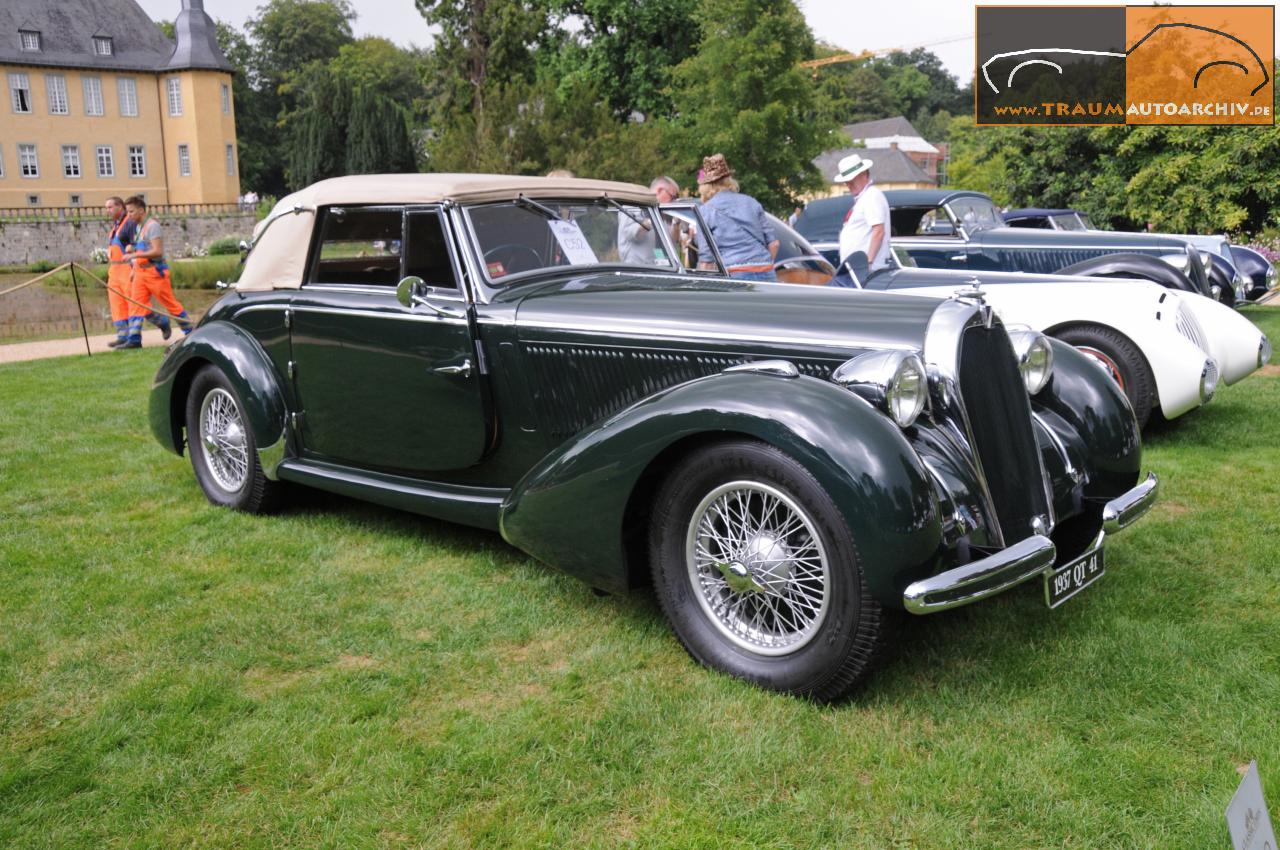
[1, 260, 200, 324]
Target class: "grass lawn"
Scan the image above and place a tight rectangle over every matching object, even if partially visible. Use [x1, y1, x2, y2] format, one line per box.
[2, 308, 1278, 849]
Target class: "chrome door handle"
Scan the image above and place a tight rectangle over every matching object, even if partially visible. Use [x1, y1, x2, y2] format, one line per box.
[949, 254, 967, 262]
[433, 359, 472, 378]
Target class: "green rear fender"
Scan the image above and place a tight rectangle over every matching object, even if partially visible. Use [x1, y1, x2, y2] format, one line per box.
[149, 321, 288, 460]
[499, 372, 943, 600]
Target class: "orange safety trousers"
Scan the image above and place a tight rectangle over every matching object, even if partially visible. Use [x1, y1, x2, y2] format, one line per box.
[128, 262, 185, 319]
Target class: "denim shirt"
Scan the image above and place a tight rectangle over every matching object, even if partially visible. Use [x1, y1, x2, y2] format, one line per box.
[696, 190, 776, 268]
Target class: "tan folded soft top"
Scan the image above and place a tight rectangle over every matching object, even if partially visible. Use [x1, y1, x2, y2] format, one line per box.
[236, 173, 656, 291]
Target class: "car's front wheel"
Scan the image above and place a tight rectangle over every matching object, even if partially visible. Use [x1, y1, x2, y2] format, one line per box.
[1054, 325, 1155, 428]
[185, 366, 280, 513]
[649, 440, 895, 701]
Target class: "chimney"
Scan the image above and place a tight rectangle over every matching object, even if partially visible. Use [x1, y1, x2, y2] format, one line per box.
[889, 141, 899, 150]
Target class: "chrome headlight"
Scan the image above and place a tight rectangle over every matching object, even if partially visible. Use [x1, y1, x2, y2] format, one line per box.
[1210, 284, 1223, 301]
[1260, 336, 1273, 368]
[832, 350, 927, 428]
[1266, 264, 1276, 289]
[1200, 359, 1219, 403]
[1007, 329, 1055, 395]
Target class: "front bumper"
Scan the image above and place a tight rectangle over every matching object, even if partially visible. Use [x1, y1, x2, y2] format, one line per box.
[903, 472, 1159, 614]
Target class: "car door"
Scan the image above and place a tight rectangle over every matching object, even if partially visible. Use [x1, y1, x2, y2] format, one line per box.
[288, 204, 490, 474]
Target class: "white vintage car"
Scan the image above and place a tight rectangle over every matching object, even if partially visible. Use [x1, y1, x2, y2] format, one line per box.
[707, 211, 1270, 429]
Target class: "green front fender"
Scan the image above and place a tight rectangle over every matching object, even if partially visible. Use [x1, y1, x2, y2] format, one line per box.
[149, 321, 288, 465]
[499, 371, 943, 600]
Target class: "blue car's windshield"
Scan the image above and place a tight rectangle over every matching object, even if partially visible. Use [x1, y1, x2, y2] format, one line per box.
[945, 197, 1004, 232]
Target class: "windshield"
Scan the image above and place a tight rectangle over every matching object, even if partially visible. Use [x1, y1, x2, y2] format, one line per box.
[944, 197, 1003, 232]
[1050, 213, 1087, 232]
[465, 199, 676, 283]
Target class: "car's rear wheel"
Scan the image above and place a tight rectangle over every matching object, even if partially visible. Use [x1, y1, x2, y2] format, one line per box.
[1054, 326, 1155, 429]
[185, 366, 280, 513]
[649, 440, 895, 701]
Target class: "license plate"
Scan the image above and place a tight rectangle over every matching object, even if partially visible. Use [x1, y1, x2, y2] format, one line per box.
[1044, 544, 1105, 608]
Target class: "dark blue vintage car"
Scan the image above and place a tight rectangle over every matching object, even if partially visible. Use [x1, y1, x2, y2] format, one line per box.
[796, 190, 1214, 298]
[1230, 244, 1279, 301]
[1002, 207, 1250, 306]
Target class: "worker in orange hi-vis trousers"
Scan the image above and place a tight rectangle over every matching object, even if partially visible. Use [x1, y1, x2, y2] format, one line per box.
[120, 195, 191, 349]
[104, 196, 170, 348]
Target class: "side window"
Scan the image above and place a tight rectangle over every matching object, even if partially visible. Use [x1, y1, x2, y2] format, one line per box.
[308, 207, 403, 286]
[404, 210, 458, 289]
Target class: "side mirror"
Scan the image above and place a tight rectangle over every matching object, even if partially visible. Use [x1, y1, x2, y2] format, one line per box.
[396, 276, 466, 318]
[396, 275, 428, 308]
[238, 239, 251, 258]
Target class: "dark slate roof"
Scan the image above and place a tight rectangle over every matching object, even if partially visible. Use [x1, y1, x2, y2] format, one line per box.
[164, 0, 233, 72]
[841, 116, 922, 141]
[0, 0, 231, 73]
[814, 146, 934, 185]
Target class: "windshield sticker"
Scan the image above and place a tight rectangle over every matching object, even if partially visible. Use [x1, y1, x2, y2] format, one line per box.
[549, 220, 599, 265]
[487, 261, 507, 278]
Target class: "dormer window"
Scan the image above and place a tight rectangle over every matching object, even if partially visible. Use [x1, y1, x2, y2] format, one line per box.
[19, 30, 41, 52]
[93, 36, 113, 56]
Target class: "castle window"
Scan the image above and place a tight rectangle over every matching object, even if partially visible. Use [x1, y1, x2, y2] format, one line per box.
[226, 144, 235, 175]
[166, 77, 183, 116]
[8, 73, 30, 113]
[93, 36, 113, 56]
[96, 145, 114, 178]
[20, 31, 41, 52]
[117, 77, 137, 117]
[18, 144, 39, 178]
[69, 194, 82, 206]
[128, 145, 146, 177]
[28, 194, 40, 206]
[178, 144, 191, 177]
[221, 83, 230, 113]
[0, 145, 5, 178]
[83, 77, 104, 116]
[62, 145, 82, 178]
[46, 75, 69, 115]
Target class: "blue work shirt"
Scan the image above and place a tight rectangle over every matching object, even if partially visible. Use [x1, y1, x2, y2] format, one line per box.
[696, 190, 776, 269]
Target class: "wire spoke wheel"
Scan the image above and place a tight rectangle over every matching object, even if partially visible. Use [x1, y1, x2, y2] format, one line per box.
[198, 387, 249, 493]
[685, 480, 830, 656]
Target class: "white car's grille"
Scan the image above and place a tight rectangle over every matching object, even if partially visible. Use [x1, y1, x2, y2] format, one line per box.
[1174, 302, 1210, 352]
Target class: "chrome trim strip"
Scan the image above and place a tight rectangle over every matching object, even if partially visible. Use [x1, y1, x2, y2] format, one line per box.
[903, 534, 1057, 614]
[256, 429, 287, 481]
[1102, 472, 1158, 534]
[1031, 411, 1080, 486]
[723, 359, 799, 378]
[288, 305, 469, 326]
[516, 319, 918, 352]
[896, 238, 1185, 253]
[305, 282, 466, 301]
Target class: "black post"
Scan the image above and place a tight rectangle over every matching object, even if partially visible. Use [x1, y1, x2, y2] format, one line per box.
[69, 263, 92, 357]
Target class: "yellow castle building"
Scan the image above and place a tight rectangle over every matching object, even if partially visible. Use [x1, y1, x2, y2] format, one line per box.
[0, 0, 238, 208]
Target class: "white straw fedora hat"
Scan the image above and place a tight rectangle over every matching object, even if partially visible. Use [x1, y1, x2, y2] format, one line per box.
[834, 153, 873, 182]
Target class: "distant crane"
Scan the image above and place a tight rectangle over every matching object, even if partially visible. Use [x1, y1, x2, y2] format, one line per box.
[799, 35, 972, 75]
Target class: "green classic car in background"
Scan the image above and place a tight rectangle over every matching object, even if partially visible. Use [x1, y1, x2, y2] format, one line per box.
[150, 175, 1158, 701]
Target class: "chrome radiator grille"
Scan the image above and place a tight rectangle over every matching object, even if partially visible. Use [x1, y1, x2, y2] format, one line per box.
[956, 325, 1050, 542]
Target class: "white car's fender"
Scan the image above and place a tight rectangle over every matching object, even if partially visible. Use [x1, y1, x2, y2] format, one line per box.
[1173, 292, 1270, 385]
[891, 275, 1214, 419]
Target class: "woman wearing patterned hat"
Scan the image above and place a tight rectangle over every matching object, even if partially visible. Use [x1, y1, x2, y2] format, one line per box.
[694, 154, 780, 281]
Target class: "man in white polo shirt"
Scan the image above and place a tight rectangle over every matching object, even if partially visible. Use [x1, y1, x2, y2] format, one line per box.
[832, 153, 891, 287]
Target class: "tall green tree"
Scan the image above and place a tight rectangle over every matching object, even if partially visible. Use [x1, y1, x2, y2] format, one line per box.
[669, 0, 831, 210]
[548, 0, 701, 119]
[345, 89, 418, 175]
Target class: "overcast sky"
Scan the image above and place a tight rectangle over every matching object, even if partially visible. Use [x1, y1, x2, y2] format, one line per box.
[140, 0, 1278, 85]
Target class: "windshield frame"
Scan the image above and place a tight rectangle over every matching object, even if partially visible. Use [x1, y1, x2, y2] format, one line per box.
[458, 197, 681, 290]
[942, 196, 1005, 237]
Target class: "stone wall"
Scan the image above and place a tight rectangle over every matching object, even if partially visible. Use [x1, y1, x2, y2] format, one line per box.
[0, 213, 256, 266]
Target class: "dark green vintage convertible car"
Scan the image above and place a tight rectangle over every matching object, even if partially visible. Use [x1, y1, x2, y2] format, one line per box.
[150, 175, 1157, 701]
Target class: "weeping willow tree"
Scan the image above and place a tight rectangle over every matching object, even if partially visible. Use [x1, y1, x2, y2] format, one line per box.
[345, 88, 417, 175]
[286, 79, 416, 188]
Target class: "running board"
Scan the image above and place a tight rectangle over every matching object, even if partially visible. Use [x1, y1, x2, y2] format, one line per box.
[276, 458, 507, 531]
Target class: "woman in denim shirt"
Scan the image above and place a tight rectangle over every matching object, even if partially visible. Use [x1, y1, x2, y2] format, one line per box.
[694, 154, 780, 281]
